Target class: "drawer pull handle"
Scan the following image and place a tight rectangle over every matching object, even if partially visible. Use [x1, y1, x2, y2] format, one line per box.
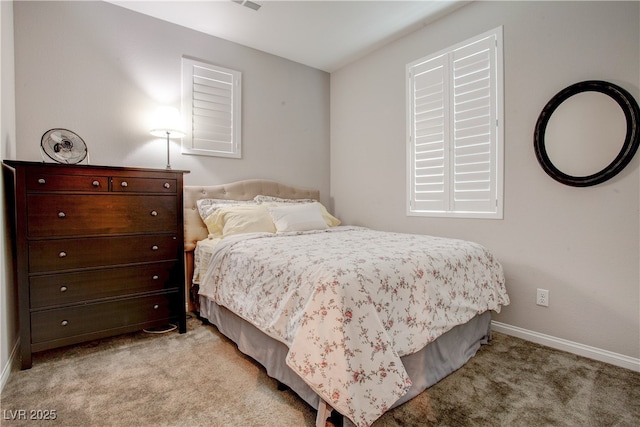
[59, 251, 67, 258]
[38, 178, 46, 185]
[60, 286, 68, 292]
[61, 320, 68, 326]
[150, 210, 158, 217]
[151, 245, 159, 251]
[92, 180, 100, 187]
[163, 182, 171, 189]
[152, 275, 159, 280]
[153, 304, 159, 310]
[121, 181, 128, 187]
[58, 212, 66, 218]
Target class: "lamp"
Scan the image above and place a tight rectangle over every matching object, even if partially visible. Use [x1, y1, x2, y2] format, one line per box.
[150, 106, 185, 169]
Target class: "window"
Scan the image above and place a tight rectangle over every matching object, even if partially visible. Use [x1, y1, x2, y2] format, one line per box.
[182, 57, 242, 158]
[406, 27, 503, 219]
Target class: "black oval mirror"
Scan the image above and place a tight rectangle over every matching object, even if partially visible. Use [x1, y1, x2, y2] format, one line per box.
[534, 80, 640, 187]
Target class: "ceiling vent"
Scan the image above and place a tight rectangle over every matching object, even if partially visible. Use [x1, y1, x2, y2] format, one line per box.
[233, 0, 262, 11]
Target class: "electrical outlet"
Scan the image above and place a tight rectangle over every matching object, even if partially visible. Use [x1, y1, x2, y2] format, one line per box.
[536, 288, 549, 307]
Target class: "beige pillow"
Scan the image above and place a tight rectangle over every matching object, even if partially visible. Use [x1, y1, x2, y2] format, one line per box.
[196, 198, 256, 222]
[205, 205, 276, 237]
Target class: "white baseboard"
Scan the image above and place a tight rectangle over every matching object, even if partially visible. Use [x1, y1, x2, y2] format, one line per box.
[491, 321, 640, 373]
[0, 338, 19, 392]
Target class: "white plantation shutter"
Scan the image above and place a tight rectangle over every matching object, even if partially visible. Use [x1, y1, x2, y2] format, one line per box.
[411, 54, 450, 212]
[451, 36, 495, 213]
[182, 57, 242, 158]
[407, 28, 503, 218]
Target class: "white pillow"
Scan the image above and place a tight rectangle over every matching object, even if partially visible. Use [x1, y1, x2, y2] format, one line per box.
[255, 195, 341, 227]
[268, 202, 328, 232]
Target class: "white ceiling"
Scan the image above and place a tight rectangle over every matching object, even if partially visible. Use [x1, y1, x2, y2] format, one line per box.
[106, 0, 469, 72]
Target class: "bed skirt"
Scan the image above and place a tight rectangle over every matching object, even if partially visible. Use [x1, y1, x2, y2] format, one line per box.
[199, 296, 492, 412]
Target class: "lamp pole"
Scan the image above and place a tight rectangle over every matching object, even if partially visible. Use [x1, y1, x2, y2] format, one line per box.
[166, 131, 171, 170]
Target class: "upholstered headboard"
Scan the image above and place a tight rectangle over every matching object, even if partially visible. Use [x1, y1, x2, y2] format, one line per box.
[183, 179, 320, 252]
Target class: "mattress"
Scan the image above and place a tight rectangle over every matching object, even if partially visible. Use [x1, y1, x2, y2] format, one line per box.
[192, 236, 221, 285]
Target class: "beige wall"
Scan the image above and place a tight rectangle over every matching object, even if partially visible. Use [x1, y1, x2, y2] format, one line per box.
[13, 1, 330, 203]
[331, 1, 639, 360]
[1, 0, 18, 390]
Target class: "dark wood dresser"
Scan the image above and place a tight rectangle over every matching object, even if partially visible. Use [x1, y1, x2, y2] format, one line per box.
[3, 161, 188, 369]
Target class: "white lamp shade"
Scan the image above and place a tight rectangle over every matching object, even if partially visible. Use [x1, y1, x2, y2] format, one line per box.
[150, 106, 185, 138]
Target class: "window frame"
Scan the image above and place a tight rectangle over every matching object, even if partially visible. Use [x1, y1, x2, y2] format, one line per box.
[406, 27, 504, 219]
[181, 56, 242, 159]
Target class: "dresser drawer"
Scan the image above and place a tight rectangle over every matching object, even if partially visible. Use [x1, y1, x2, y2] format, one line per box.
[111, 177, 177, 194]
[30, 261, 180, 308]
[27, 194, 177, 237]
[31, 292, 178, 345]
[26, 173, 109, 192]
[29, 234, 180, 273]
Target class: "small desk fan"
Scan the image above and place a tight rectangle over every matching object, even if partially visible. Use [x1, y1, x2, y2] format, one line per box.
[40, 128, 89, 164]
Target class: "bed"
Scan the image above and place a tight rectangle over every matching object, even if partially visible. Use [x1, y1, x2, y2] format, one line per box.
[183, 179, 509, 427]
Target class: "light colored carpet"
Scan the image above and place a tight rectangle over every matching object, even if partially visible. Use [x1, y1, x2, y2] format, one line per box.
[1, 315, 638, 426]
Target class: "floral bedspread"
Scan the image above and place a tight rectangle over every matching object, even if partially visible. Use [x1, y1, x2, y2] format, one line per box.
[198, 226, 509, 427]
